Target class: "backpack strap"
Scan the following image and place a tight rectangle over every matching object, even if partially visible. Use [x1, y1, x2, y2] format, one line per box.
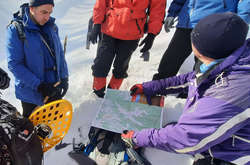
[11, 20, 26, 42]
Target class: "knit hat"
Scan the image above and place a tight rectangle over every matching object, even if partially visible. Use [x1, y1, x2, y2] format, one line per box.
[29, 0, 54, 7]
[191, 12, 249, 59]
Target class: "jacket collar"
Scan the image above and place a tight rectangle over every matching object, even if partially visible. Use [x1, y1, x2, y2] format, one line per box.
[199, 39, 249, 84]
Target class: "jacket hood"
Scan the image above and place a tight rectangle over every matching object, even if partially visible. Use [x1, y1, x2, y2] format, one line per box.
[199, 39, 250, 87]
[13, 3, 55, 31]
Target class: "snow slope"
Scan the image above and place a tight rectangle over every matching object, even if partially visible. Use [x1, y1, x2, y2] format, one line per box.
[0, 0, 249, 165]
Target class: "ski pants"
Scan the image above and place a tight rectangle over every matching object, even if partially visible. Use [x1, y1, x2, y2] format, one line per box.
[153, 28, 193, 80]
[92, 34, 139, 79]
[21, 96, 62, 118]
[21, 101, 37, 118]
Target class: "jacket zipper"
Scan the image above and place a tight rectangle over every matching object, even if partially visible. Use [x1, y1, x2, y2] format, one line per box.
[188, 0, 196, 27]
[135, 19, 142, 34]
[223, 0, 227, 8]
[130, 0, 142, 34]
[190, 0, 196, 16]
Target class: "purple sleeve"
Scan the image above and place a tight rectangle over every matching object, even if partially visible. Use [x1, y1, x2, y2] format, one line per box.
[142, 72, 195, 97]
[132, 96, 248, 155]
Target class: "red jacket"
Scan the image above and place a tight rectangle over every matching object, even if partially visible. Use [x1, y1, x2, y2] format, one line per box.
[93, 0, 166, 40]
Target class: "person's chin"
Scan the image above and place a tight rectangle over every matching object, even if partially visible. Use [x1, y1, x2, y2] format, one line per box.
[39, 22, 46, 26]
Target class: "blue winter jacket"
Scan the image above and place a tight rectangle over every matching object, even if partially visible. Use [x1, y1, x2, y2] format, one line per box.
[168, 0, 250, 28]
[6, 5, 68, 105]
[133, 39, 250, 164]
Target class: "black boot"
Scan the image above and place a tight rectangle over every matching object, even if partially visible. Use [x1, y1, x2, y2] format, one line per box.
[93, 87, 106, 98]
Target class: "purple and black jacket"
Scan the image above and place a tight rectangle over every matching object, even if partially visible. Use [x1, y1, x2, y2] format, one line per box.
[133, 39, 250, 165]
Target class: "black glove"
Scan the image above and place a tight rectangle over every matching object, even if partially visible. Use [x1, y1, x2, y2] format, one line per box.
[37, 83, 60, 98]
[57, 78, 69, 98]
[0, 68, 10, 90]
[164, 16, 175, 33]
[139, 33, 155, 53]
[89, 24, 101, 44]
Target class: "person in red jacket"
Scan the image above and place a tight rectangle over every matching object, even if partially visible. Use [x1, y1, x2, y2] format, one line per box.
[90, 0, 166, 98]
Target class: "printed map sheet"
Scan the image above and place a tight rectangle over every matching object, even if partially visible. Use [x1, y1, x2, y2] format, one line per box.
[92, 89, 163, 133]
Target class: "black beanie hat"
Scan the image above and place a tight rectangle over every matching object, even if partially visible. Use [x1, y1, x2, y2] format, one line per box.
[29, 0, 54, 7]
[191, 12, 249, 59]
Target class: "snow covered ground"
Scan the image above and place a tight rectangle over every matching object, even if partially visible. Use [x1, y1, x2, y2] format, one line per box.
[0, 0, 249, 165]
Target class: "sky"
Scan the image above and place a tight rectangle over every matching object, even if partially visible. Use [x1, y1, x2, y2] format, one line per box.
[0, 0, 249, 165]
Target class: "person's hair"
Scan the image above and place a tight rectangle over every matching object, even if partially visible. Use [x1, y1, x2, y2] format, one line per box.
[29, 0, 54, 7]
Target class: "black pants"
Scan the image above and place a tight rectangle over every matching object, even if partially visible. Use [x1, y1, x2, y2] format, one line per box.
[21, 96, 61, 118]
[92, 34, 139, 79]
[153, 28, 193, 80]
[193, 157, 236, 165]
[21, 101, 37, 118]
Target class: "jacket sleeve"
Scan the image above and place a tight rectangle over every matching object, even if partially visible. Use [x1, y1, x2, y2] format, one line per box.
[147, 0, 167, 35]
[237, 0, 250, 24]
[93, 0, 108, 24]
[133, 89, 250, 155]
[6, 25, 41, 91]
[167, 0, 187, 17]
[142, 72, 195, 97]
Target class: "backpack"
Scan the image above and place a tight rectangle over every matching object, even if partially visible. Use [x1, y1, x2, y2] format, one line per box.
[8, 3, 28, 43]
[0, 98, 43, 165]
[81, 127, 151, 165]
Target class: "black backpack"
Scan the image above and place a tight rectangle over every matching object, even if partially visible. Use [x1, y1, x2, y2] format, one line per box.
[0, 98, 43, 165]
[74, 126, 151, 165]
[8, 3, 28, 43]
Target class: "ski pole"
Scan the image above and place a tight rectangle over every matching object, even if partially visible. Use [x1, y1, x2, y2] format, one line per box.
[126, 147, 152, 165]
[86, 16, 93, 50]
[64, 35, 68, 56]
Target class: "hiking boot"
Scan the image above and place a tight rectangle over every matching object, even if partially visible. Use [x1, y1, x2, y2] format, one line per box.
[93, 77, 106, 98]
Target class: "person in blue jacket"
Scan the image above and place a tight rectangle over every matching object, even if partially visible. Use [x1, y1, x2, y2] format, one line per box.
[153, 0, 250, 83]
[6, 0, 69, 118]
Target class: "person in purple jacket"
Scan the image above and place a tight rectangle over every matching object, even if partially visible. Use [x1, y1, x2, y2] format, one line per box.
[121, 12, 250, 165]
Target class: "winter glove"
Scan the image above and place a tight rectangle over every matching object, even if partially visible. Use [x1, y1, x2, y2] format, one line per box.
[37, 83, 60, 98]
[89, 24, 101, 44]
[57, 78, 69, 98]
[140, 51, 150, 61]
[164, 16, 175, 33]
[0, 68, 10, 90]
[130, 84, 152, 105]
[121, 130, 136, 148]
[131, 84, 155, 105]
[130, 84, 143, 96]
[139, 33, 155, 53]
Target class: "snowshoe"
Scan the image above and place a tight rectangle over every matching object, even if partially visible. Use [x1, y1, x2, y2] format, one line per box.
[29, 99, 73, 152]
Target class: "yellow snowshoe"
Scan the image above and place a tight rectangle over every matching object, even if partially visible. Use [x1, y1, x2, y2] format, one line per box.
[29, 99, 73, 152]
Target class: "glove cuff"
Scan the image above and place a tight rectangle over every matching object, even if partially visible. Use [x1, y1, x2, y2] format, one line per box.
[37, 83, 44, 92]
[148, 33, 156, 39]
[94, 24, 101, 29]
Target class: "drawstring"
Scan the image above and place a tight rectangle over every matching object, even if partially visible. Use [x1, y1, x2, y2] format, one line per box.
[232, 135, 235, 147]
[215, 72, 225, 87]
[208, 148, 214, 165]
